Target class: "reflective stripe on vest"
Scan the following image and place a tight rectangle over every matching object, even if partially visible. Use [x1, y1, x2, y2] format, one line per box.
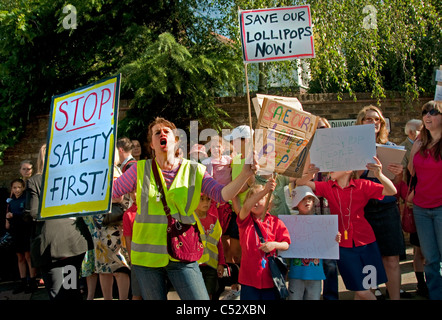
[131, 159, 205, 267]
[231, 154, 248, 205]
[194, 213, 223, 270]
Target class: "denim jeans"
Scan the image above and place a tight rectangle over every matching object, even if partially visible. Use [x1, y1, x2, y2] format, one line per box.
[413, 204, 442, 300]
[132, 261, 209, 300]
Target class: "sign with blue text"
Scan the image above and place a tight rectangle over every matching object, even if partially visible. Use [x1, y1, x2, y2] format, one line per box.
[309, 124, 376, 172]
[39, 75, 121, 220]
[239, 5, 315, 63]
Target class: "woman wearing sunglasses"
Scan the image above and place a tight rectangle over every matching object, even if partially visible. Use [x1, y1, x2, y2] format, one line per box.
[408, 100, 442, 300]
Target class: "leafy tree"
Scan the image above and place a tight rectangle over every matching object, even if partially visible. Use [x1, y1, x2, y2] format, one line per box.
[0, 0, 241, 161]
[214, 0, 442, 101]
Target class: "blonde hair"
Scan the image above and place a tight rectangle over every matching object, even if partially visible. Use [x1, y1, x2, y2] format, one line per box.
[244, 183, 274, 204]
[355, 105, 389, 144]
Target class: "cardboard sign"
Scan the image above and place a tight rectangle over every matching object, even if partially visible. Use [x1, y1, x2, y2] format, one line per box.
[252, 94, 303, 121]
[309, 124, 376, 172]
[368, 144, 406, 179]
[255, 97, 318, 177]
[239, 5, 315, 63]
[279, 215, 339, 259]
[39, 75, 121, 220]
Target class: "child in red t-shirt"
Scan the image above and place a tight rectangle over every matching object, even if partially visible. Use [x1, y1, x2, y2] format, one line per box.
[237, 178, 291, 300]
[297, 156, 397, 300]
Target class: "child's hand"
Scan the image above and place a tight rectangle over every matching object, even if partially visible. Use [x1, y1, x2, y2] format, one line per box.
[259, 241, 277, 253]
[264, 177, 276, 194]
[335, 232, 341, 243]
[5, 212, 12, 219]
[366, 156, 382, 177]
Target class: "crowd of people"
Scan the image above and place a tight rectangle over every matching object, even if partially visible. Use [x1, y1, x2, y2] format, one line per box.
[1, 101, 441, 301]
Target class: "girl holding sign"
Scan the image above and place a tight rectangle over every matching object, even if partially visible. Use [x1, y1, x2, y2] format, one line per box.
[237, 178, 291, 300]
[297, 156, 397, 300]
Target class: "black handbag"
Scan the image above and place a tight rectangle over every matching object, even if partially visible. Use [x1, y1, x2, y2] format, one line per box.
[253, 220, 289, 300]
[102, 203, 125, 226]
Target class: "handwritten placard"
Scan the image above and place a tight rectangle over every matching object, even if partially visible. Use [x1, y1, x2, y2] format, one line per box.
[279, 215, 339, 259]
[309, 124, 376, 172]
[39, 75, 121, 220]
[239, 5, 315, 63]
[256, 97, 318, 177]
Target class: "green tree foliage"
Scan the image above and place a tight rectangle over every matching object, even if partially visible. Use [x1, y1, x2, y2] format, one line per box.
[214, 0, 441, 100]
[0, 0, 241, 159]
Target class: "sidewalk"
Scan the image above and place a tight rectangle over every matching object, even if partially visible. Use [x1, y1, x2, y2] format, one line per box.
[0, 244, 428, 301]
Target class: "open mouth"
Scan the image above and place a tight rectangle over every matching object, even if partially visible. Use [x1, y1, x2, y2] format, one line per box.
[160, 138, 167, 146]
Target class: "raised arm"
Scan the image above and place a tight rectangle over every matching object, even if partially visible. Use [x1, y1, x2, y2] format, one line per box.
[366, 156, 397, 196]
[296, 164, 319, 191]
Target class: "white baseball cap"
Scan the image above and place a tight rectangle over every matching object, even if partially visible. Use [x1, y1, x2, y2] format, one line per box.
[223, 125, 254, 141]
[285, 185, 319, 209]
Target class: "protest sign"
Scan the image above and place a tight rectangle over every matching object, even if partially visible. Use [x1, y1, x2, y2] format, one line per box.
[39, 75, 121, 220]
[252, 94, 303, 121]
[239, 5, 315, 63]
[367, 144, 406, 179]
[309, 124, 376, 172]
[279, 215, 339, 259]
[255, 97, 318, 177]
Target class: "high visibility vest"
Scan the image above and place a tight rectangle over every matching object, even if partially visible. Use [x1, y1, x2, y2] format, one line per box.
[194, 211, 223, 270]
[131, 159, 205, 267]
[232, 154, 248, 205]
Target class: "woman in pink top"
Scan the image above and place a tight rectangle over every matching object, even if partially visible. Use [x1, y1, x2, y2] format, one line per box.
[408, 100, 442, 300]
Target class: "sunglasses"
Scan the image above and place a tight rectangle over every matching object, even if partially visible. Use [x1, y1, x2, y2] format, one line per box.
[422, 109, 440, 117]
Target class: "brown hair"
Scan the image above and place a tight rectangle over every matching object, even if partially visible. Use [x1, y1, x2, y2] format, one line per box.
[116, 137, 134, 152]
[419, 101, 442, 161]
[146, 117, 177, 157]
[355, 105, 389, 144]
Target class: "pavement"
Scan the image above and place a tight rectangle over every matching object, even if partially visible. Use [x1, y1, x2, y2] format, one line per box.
[0, 242, 430, 301]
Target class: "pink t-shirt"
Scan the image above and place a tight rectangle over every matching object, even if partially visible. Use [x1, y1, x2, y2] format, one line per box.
[413, 149, 442, 208]
[202, 155, 232, 185]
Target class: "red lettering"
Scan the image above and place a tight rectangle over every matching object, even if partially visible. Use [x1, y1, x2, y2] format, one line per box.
[99, 88, 112, 119]
[55, 101, 69, 131]
[83, 92, 97, 122]
[263, 102, 277, 122]
[70, 96, 84, 126]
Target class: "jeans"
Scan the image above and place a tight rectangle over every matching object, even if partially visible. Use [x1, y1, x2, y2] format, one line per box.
[132, 261, 209, 300]
[413, 204, 442, 300]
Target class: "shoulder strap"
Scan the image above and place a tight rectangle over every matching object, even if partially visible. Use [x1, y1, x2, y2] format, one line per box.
[151, 159, 171, 216]
[253, 219, 265, 243]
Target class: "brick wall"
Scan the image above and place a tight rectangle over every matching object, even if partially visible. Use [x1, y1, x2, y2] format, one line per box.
[0, 92, 433, 189]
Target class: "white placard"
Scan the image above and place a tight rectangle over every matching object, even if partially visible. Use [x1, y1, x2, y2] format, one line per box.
[239, 5, 315, 63]
[309, 124, 376, 172]
[279, 215, 339, 259]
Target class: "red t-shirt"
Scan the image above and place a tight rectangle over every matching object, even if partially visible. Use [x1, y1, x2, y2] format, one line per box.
[237, 212, 291, 289]
[123, 203, 137, 237]
[314, 179, 384, 248]
[413, 149, 442, 208]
